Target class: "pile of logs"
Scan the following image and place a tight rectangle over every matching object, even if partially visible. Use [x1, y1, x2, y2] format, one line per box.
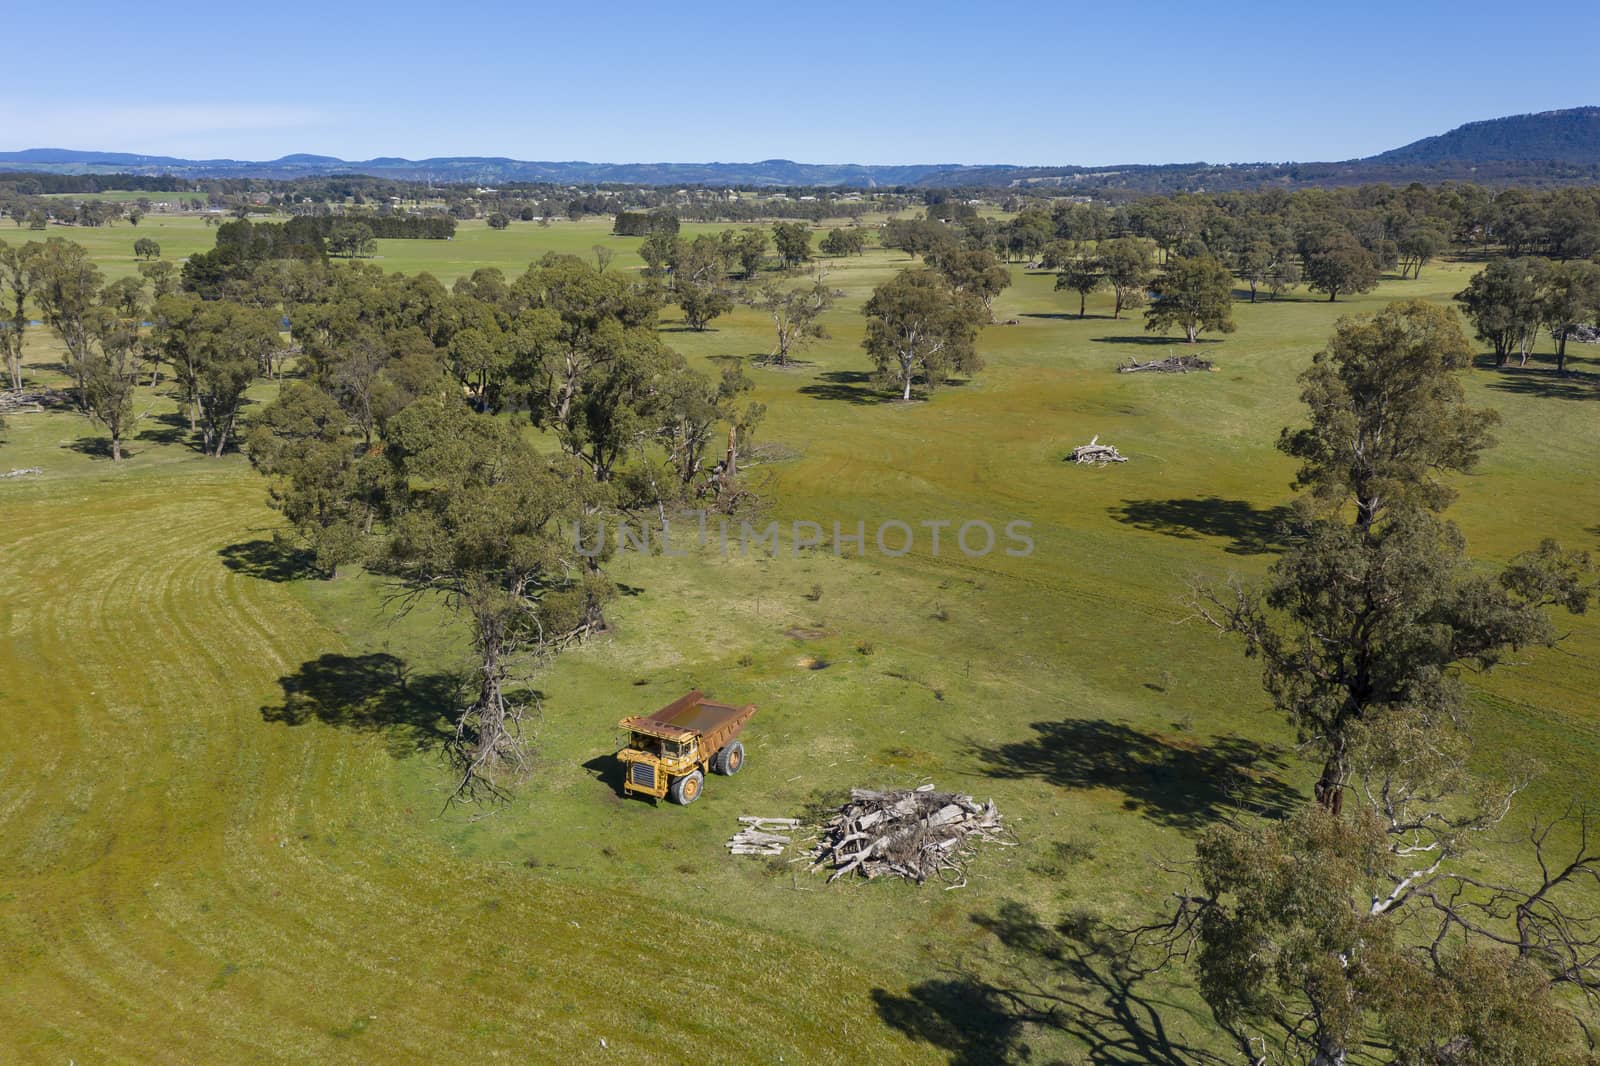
[1, 467, 42, 479]
[1068, 435, 1127, 464]
[809, 786, 1009, 887]
[0, 388, 69, 414]
[727, 816, 799, 856]
[1118, 355, 1213, 373]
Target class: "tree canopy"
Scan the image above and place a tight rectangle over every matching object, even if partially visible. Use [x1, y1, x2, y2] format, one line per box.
[1143, 253, 1237, 343]
[862, 268, 984, 401]
[1176, 300, 1597, 1063]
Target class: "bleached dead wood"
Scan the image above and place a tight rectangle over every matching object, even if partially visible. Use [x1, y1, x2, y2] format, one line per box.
[1117, 354, 1214, 373]
[1068, 435, 1127, 464]
[727, 818, 796, 856]
[808, 786, 1011, 886]
[0, 388, 70, 414]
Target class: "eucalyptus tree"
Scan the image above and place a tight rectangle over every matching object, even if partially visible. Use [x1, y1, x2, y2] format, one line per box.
[748, 273, 833, 367]
[382, 395, 604, 801]
[862, 268, 984, 401]
[1144, 254, 1236, 343]
[1302, 231, 1379, 301]
[1096, 237, 1155, 319]
[0, 238, 41, 390]
[1454, 257, 1548, 367]
[507, 253, 666, 481]
[1175, 300, 1597, 1064]
[30, 237, 104, 409]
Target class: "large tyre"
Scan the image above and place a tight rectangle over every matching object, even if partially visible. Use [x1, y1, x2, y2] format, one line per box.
[669, 770, 704, 805]
[711, 740, 745, 776]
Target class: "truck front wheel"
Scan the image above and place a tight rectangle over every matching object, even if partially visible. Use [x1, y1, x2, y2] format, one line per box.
[669, 770, 704, 805]
[712, 741, 745, 776]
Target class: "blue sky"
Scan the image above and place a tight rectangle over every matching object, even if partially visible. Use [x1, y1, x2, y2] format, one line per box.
[5, 0, 1597, 165]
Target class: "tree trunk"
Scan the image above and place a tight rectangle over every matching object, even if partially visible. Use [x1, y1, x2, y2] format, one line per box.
[1313, 754, 1345, 815]
[474, 679, 503, 765]
[1556, 332, 1568, 374]
[1311, 1041, 1347, 1066]
[111, 435, 122, 461]
[580, 554, 608, 632]
[1078, 291, 1086, 318]
[1185, 324, 1198, 344]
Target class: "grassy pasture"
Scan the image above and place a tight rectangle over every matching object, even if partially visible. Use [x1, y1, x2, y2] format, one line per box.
[37, 191, 195, 203]
[0, 214, 216, 282]
[1, 217, 1597, 1063]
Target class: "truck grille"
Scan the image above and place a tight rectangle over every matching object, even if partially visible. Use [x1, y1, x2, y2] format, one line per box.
[630, 763, 656, 788]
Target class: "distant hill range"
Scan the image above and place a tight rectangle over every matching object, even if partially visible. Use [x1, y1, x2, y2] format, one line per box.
[1367, 107, 1600, 165]
[0, 148, 978, 187]
[4, 107, 1600, 191]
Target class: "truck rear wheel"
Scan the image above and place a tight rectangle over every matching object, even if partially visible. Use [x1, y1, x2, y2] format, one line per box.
[712, 740, 745, 776]
[669, 770, 704, 805]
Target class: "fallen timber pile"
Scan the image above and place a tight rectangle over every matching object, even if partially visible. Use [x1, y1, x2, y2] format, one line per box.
[727, 816, 799, 856]
[1068, 435, 1127, 464]
[809, 786, 1010, 887]
[1118, 354, 1213, 373]
[0, 388, 70, 414]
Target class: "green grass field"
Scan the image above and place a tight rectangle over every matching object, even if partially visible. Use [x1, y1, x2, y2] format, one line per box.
[2, 217, 1597, 1063]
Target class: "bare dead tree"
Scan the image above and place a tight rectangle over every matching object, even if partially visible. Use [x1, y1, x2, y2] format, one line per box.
[1115, 783, 1600, 1064]
[1417, 804, 1600, 1002]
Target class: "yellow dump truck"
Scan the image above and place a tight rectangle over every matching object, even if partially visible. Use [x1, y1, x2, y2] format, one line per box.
[616, 690, 756, 805]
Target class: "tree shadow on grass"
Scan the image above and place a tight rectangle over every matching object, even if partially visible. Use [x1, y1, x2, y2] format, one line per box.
[137, 423, 186, 446]
[28, 360, 74, 380]
[874, 902, 1232, 1065]
[873, 977, 1028, 1066]
[750, 355, 821, 372]
[63, 436, 122, 459]
[137, 410, 197, 448]
[1092, 336, 1221, 346]
[262, 652, 460, 756]
[219, 538, 320, 582]
[974, 719, 1300, 830]
[1479, 361, 1600, 401]
[1109, 497, 1298, 555]
[798, 369, 887, 405]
